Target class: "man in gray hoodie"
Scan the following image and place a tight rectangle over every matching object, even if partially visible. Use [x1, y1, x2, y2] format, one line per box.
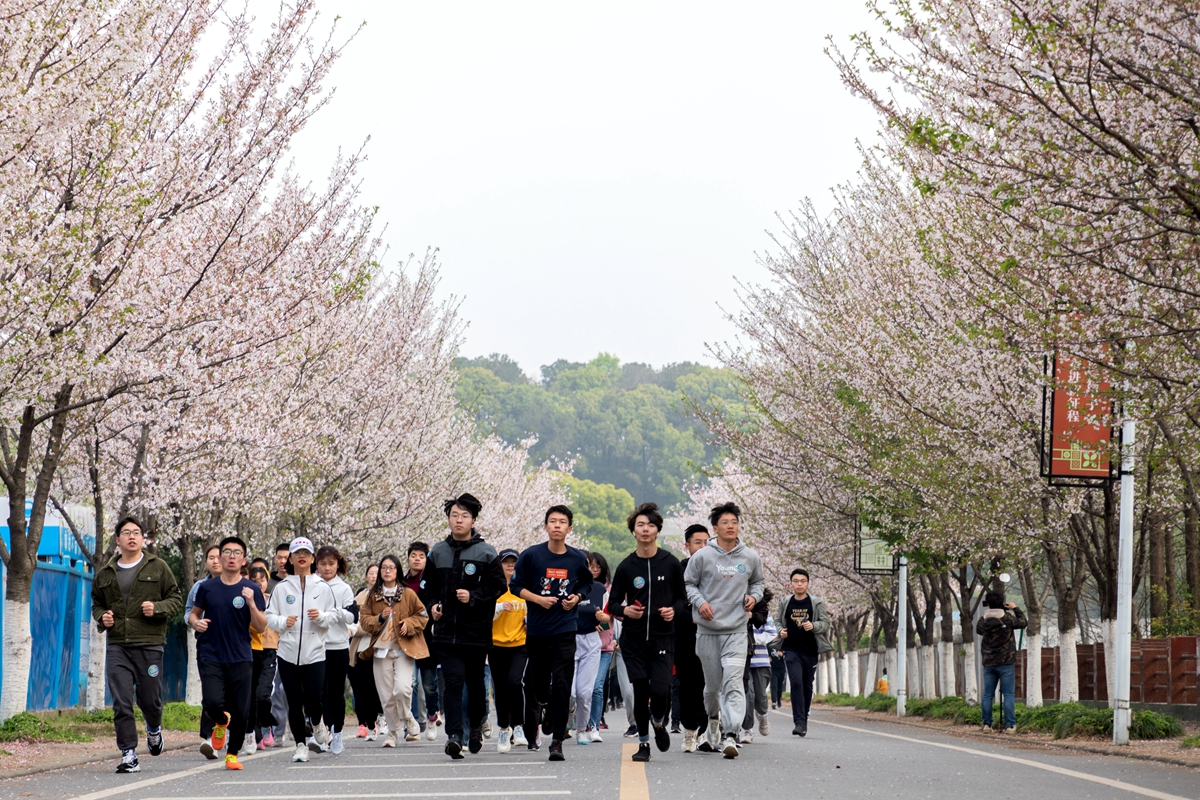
[684, 502, 764, 759]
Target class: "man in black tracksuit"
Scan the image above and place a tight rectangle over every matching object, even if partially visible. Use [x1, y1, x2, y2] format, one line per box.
[426, 493, 506, 759]
[607, 502, 686, 762]
[676, 524, 709, 752]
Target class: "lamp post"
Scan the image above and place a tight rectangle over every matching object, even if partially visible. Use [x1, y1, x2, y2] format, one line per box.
[896, 555, 908, 717]
[1113, 418, 1135, 744]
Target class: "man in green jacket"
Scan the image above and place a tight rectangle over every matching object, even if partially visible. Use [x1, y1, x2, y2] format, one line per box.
[91, 516, 183, 774]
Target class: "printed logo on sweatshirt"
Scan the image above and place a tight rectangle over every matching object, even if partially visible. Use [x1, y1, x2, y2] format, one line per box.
[717, 565, 743, 579]
[147, 665, 159, 678]
[546, 568, 568, 580]
[633, 577, 645, 589]
[464, 563, 477, 575]
[232, 596, 245, 609]
[737, 564, 747, 574]
[285, 594, 296, 604]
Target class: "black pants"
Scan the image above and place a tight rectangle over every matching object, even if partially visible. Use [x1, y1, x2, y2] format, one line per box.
[784, 650, 818, 727]
[248, 648, 278, 740]
[349, 655, 382, 726]
[676, 646, 706, 730]
[670, 675, 681, 726]
[622, 635, 673, 738]
[440, 644, 488, 740]
[322, 648, 350, 734]
[525, 633, 577, 742]
[770, 657, 787, 706]
[277, 659, 325, 744]
[489, 645, 529, 730]
[107, 645, 164, 752]
[198, 660, 253, 753]
[415, 650, 440, 718]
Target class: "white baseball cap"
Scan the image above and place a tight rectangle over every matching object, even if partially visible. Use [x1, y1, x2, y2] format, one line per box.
[289, 536, 315, 554]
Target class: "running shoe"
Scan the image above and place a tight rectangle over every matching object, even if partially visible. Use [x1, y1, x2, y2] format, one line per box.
[540, 704, 552, 737]
[330, 731, 344, 755]
[497, 728, 511, 754]
[622, 723, 638, 738]
[681, 728, 697, 752]
[445, 734, 464, 760]
[224, 754, 243, 771]
[262, 730, 275, 748]
[513, 725, 528, 747]
[147, 728, 163, 757]
[356, 724, 369, 739]
[738, 729, 753, 745]
[482, 716, 493, 739]
[705, 718, 721, 750]
[548, 739, 564, 761]
[307, 735, 326, 753]
[376, 713, 389, 737]
[292, 743, 309, 762]
[671, 722, 681, 734]
[199, 740, 217, 760]
[696, 739, 716, 753]
[116, 749, 140, 773]
[238, 738, 257, 757]
[721, 734, 739, 759]
[382, 731, 397, 748]
[425, 718, 437, 741]
[211, 711, 231, 752]
[652, 718, 670, 752]
[366, 725, 378, 742]
[406, 715, 420, 742]
[599, 719, 608, 729]
[314, 721, 329, 746]
[468, 726, 483, 754]
[588, 724, 603, 743]
[758, 713, 770, 736]
[632, 742, 650, 762]
[576, 730, 590, 745]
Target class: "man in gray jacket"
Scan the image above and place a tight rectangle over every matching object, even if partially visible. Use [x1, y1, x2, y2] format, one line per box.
[684, 502, 764, 759]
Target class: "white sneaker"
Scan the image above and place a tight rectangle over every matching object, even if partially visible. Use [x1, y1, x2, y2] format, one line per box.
[382, 731, 397, 748]
[705, 718, 721, 750]
[238, 739, 256, 758]
[405, 715, 420, 742]
[314, 721, 329, 745]
[330, 731, 344, 756]
[292, 743, 309, 762]
[376, 714, 389, 736]
[722, 735, 739, 759]
[482, 717, 493, 739]
[307, 736, 326, 754]
[365, 726, 377, 741]
[682, 728, 696, 752]
[758, 713, 770, 736]
[513, 725, 528, 747]
[579, 729, 593, 745]
[425, 720, 437, 741]
[497, 728, 511, 754]
[589, 725, 602, 743]
[738, 729, 753, 744]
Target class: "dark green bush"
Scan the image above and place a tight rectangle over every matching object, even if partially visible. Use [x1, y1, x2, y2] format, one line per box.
[161, 702, 202, 732]
[857, 692, 897, 712]
[0, 713, 91, 743]
[1129, 709, 1185, 740]
[1181, 733, 1200, 749]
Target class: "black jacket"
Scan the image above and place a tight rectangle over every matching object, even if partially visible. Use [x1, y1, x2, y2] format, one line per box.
[674, 556, 698, 653]
[607, 548, 686, 642]
[976, 607, 1028, 666]
[425, 531, 506, 647]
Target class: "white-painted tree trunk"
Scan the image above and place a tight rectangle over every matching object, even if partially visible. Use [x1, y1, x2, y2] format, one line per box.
[848, 649, 861, 697]
[86, 624, 107, 711]
[865, 649, 878, 695]
[962, 640, 978, 705]
[884, 647, 898, 696]
[939, 641, 957, 697]
[921, 645, 938, 698]
[186, 633, 202, 706]
[837, 654, 849, 696]
[1025, 632, 1043, 708]
[906, 647, 919, 697]
[1, 599, 33, 720]
[1059, 627, 1079, 703]
[817, 654, 829, 695]
[1101, 618, 1116, 707]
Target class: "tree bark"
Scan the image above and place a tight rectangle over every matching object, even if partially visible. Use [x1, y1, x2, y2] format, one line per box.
[1018, 564, 1043, 708]
[1187, 504, 1200, 612]
[1149, 509, 1167, 620]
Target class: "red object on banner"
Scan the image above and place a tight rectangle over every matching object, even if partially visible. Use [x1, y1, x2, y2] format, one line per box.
[1050, 356, 1112, 479]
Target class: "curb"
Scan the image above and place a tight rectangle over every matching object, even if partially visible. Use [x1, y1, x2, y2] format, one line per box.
[821, 707, 1200, 771]
[0, 738, 198, 781]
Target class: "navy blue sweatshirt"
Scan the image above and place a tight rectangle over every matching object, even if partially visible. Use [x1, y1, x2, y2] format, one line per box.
[510, 541, 593, 637]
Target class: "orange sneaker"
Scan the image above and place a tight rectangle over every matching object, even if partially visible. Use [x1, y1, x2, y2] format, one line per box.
[224, 754, 242, 770]
[211, 711, 231, 752]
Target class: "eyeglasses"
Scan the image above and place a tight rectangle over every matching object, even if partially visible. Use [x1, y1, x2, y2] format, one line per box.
[119, 529, 143, 537]
[221, 549, 244, 558]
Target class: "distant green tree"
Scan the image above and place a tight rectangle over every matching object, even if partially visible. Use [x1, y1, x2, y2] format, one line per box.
[454, 353, 531, 384]
[560, 475, 635, 569]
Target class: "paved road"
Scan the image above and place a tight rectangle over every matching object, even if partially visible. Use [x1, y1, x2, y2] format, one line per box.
[1, 708, 1197, 800]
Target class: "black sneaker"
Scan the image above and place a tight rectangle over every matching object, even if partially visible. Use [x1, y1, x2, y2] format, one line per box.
[696, 739, 716, 753]
[722, 735, 739, 759]
[548, 739, 564, 761]
[445, 735, 464, 760]
[670, 722, 681, 734]
[652, 719, 670, 753]
[468, 727, 483, 754]
[540, 704, 552, 737]
[147, 729, 163, 756]
[632, 742, 651, 762]
[527, 741, 541, 751]
[623, 723, 638, 738]
[116, 749, 140, 773]
[799, 724, 807, 737]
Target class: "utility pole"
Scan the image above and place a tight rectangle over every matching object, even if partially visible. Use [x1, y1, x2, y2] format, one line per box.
[896, 555, 908, 717]
[1113, 418, 1135, 744]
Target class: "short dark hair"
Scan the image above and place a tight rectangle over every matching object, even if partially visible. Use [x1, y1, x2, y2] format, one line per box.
[708, 502, 741, 528]
[985, 590, 1005, 609]
[444, 493, 482, 519]
[250, 557, 270, 568]
[588, 552, 610, 584]
[684, 524, 709, 543]
[218, 536, 248, 557]
[544, 505, 574, 526]
[275, 542, 291, 554]
[316, 545, 347, 576]
[113, 516, 144, 537]
[627, 502, 663, 532]
[407, 541, 430, 556]
[248, 566, 268, 580]
[791, 568, 809, 580]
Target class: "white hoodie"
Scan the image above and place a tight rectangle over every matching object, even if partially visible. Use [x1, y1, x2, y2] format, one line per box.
[266, 573, 336, 665]
[323, 575, 357, 651]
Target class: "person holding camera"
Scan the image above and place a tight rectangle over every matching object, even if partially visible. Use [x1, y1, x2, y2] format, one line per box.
[976, 590, 1028, 733]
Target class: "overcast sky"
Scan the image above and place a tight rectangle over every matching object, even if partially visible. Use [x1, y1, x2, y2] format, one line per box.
[288, 2, 882, 379]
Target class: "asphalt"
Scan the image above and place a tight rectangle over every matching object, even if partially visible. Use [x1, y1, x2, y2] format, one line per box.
[0, 707, 1197, 800]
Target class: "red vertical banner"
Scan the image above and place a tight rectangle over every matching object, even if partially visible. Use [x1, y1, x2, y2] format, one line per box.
[1050, 355, 1112, 479]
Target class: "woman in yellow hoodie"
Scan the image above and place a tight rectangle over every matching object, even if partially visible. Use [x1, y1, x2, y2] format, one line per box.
[490, 548, 531, 754]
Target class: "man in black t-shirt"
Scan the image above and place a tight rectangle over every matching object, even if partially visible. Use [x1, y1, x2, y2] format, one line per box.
[771, 568, 831, 737]
[189, 536, 268, 770]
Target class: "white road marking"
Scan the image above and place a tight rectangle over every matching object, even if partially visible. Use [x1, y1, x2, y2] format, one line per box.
[804, 713, 1194, 800]
[286, 761, 545, 769]
[143, 793, 568, 799]
[66, 747, 289, 800]
[218, 775, 558, 784]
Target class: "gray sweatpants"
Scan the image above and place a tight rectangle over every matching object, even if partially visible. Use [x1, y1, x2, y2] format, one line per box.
[696, 632, 747, 735]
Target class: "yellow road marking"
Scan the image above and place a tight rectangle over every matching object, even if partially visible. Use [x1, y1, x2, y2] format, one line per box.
[619, 743, 650, 800]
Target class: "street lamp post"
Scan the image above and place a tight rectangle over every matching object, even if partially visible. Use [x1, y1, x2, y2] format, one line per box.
[896, 555, 908, 717]
[1113, 418, 1135, 744]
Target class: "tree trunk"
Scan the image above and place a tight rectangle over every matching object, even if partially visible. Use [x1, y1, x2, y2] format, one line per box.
[1060, 627, 1079, 702]
[837, 654, 849, 695]
[921, 644, 938, 698]
[186, 633, 202, 706]
[1149, 509, 1166, 620]
[885, 647, 898, 696]
[849, 648, 862, 697]
[817, 654, 830, 695]
[1188, 504, 1200, 612]
[865, 648, 879, 695]
[86, 624, 107, 711]
[962, 640, 978, 705]
[1018, 564, 1043, 708]
[906, 646, 919, 698]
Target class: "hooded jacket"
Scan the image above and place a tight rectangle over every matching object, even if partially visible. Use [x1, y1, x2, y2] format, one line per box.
[322, 574, 358, 651]
[684, 539, 765, 635]
[425, 530, 506, 647]
[266, 573, 336, 665]
[91, 554, 183, 645]
[607, 548, 687, 641]
[976, 606, 1028, 666]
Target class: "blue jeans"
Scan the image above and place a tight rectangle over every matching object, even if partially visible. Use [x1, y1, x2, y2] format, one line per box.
[589, 651, 613, 730]
[981, 663, 1015, 729]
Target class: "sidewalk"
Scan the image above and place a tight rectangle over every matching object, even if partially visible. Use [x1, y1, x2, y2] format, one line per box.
[0, 730, 199, 780]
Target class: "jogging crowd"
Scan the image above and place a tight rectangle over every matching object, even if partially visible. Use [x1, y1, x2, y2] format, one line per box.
[91, 495, 833, 774]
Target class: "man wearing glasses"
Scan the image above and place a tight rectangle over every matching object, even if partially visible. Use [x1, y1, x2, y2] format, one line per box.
[92, 516, 183, 774]
[189, 536, 268, 770]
